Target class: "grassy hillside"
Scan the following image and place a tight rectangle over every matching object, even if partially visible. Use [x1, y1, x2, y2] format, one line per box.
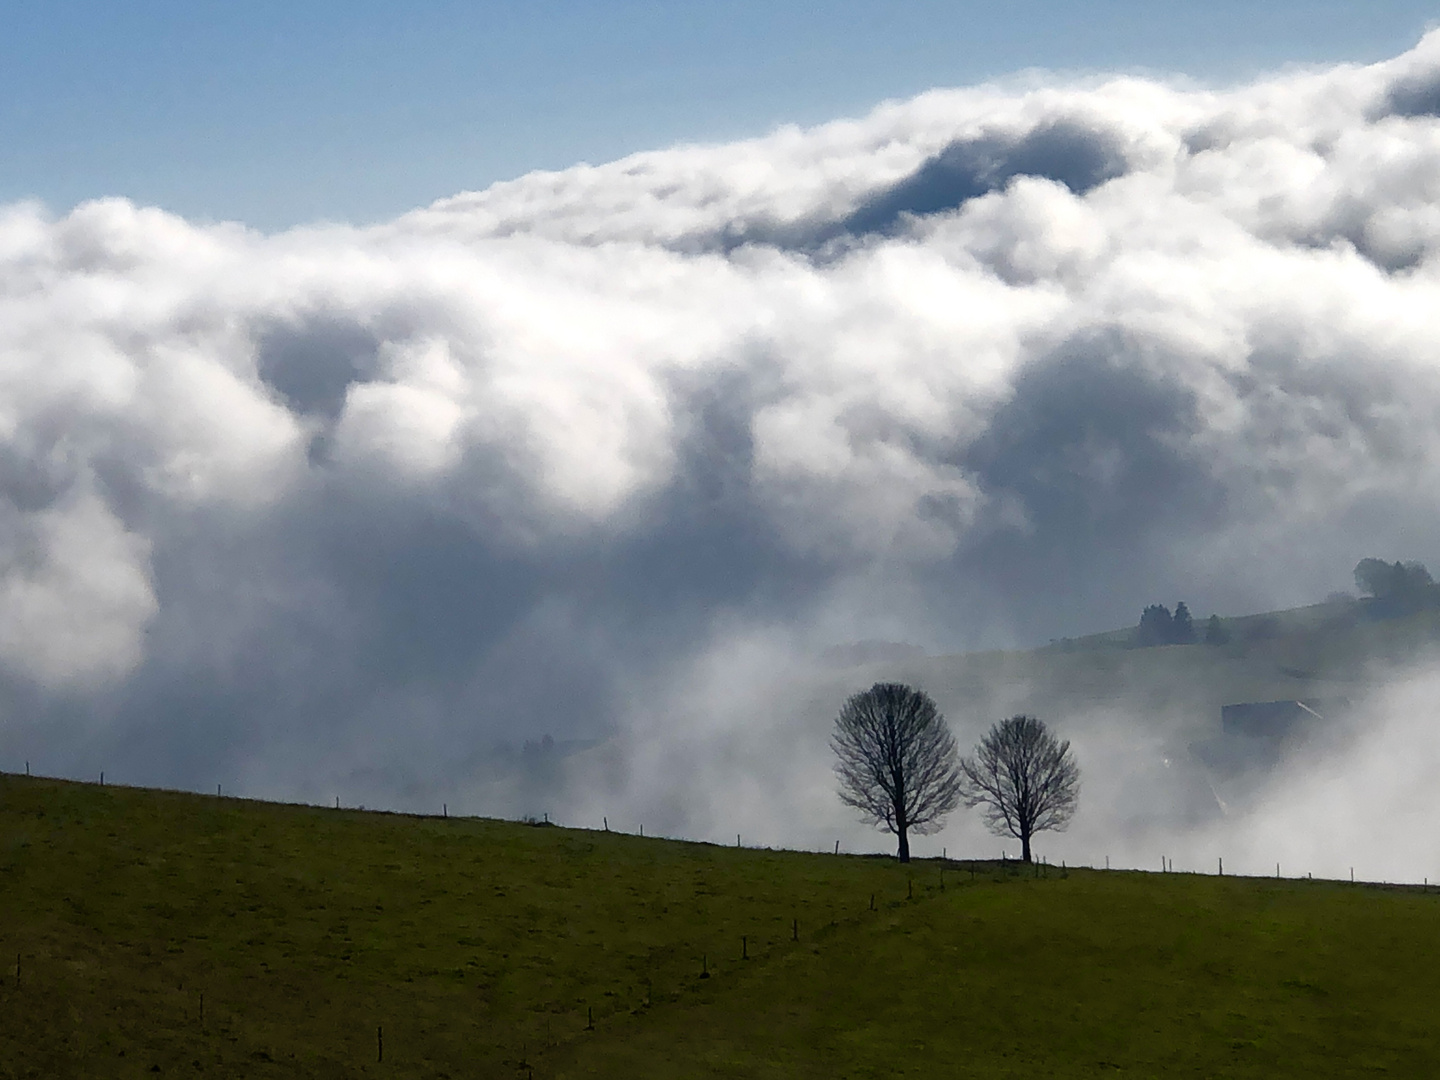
[843, 598, 1440, 746]
[4, 774, 1440, 1078]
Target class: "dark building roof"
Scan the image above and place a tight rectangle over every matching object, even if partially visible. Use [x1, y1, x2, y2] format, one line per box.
[1220, 698, 1346, 739]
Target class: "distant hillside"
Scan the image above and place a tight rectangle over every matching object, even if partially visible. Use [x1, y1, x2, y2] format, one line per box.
[3, 775, 1440, 1076]
[494, 593, 1440, 841]
[846, 595, 1440, 741]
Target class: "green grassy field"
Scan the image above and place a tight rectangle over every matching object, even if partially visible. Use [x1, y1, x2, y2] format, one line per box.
[3, 773, 1438, 1078]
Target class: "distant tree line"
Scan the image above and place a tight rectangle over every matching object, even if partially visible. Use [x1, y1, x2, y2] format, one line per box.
[1134, 600, 1232, 646]
[1354, 558, 1438, 617]
[1131, 557, 1439, 651]
[1354, 558, 1432, 599]
[1135, 601, 1195, 645]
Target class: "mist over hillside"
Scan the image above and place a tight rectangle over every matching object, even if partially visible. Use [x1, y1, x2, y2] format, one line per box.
[6, 34, 1440, 877]
[503, 589, 1440, 881]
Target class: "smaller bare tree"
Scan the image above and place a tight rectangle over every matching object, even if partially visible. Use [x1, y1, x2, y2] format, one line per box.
[959, 715, 1079, 863]
[832, 682, 962, 863]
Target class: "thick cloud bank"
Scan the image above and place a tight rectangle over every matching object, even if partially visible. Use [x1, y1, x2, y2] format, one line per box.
[7, 36, 1440, 875]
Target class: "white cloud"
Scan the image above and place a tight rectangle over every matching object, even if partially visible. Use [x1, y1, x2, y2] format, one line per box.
[0, 488, 155, 688]
[6, 32, 1440, 870]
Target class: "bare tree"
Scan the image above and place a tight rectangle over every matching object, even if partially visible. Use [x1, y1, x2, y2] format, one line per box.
[832, 682, 962, 863]
[959, 715, 1079, 863]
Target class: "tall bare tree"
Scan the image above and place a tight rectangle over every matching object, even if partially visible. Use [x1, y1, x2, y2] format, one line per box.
[832, 682, 961, 863]
[959, 715, 1079, 863]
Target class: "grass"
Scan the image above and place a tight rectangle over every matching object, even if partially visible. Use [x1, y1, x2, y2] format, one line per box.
[4, 773, 1439, 1078]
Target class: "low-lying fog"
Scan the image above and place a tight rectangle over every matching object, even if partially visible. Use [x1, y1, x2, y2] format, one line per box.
[480, 620, 1440, 885]
[6, 33, 1440, 882]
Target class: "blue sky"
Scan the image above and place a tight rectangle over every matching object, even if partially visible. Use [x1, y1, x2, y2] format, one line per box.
[3, 2, 1439, 229]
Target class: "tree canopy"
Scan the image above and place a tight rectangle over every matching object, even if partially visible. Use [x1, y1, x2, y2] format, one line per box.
[959, 715, 1079, 863]
[1135, 602, 1197, 646]
[832, 682, 961, 863]
[1355, 558, 1433, 599]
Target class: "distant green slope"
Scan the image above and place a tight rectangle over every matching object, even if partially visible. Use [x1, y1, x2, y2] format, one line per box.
[834, 599, 1440, 746]
[4, 775, 1439, 1078]
[482, 598, 1440, 813]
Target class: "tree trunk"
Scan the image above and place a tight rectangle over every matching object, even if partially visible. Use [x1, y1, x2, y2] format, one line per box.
[1021, 832, 1032, 863]
[897, 827, 910, 863]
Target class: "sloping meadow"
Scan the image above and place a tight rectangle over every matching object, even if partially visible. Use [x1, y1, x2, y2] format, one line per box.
[3, 774, 1440, 1077]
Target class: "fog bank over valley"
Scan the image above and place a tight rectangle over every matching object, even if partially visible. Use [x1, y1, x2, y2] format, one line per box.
[7, 34, 1440, 878]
